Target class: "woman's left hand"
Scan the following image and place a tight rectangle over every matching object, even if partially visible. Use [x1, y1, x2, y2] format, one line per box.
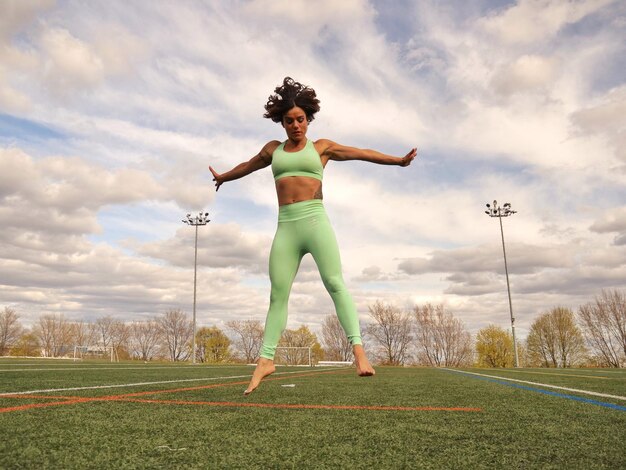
[399, 148, 417, 167]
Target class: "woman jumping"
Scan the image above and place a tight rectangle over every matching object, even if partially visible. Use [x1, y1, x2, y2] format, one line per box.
[210, 77, 417, 395]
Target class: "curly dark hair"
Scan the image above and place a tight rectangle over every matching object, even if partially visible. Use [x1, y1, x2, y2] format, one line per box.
[263, 77, 321, 123]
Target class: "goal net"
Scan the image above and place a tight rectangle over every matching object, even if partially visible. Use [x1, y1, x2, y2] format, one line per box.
[274, 346, 312, 367]
[73, 345, 116, 362]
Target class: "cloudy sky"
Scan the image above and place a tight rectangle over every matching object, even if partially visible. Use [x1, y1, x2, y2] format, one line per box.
[0, 0, 624, 341]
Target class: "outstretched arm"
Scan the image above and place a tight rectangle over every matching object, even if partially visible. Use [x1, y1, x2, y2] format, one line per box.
[209, 141, 277, 191]
[318, 139, 417, 167]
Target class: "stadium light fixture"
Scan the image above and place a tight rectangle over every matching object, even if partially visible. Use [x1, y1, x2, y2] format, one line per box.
[485, 200, 519, 368]
[182, 211, 210, 364]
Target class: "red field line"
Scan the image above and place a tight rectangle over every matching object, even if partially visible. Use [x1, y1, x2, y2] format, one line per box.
[0, 394, 83, 413]
[0, 398, 91, 413]
[0, 369, 481, 413]
[0, 369, 348, 413]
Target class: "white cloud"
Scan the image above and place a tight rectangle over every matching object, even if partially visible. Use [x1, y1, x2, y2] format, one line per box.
[398, 242, 575, 276]
[570, 85, 626, 164]
[590, 206, 626, 233]
[130, 223, 271, 273]
[0, 84, 32, 113]
[40, 28, 105, 92]
[0, 0, 55, 41]
[90, 25, 148, 77]
[0, 149, 163, 215]
[478, 0, 614, 45]
[0, 1, 52, 113]
[590, 206, 626, 245]
[242, 0, 376, 38]
[491, 54, 560, 96]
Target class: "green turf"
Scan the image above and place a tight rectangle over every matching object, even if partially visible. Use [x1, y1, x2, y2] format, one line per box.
[1, 360, 624, 469]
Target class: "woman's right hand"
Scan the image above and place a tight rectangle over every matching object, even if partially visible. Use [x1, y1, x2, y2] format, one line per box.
[209, 166, 223, 192]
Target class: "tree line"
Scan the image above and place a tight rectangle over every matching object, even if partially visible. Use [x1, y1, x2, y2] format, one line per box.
[1, 289, 624, 368]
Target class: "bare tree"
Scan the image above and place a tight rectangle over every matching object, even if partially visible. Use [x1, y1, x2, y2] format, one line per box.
[526, 307, 586, 368]
[413, 304, 473, 367]
[0, 307, 23, 355]
[94, 316, 116, 350]
[34, 314, 73, 357]
[365, 301, 412, 365]
[579, 289, 626, 367]
[110, 320, 131, 360]
[70, 321, 98, 348]
[321, 314, 352, 362]
[159, 309, 192, 362]
[226, 319, 264, 363]
[526, 314, 554, 367]
[130, 320, 162, 361]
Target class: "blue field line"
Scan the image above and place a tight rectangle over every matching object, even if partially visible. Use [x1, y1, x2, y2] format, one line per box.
[443, 369, 626, 412]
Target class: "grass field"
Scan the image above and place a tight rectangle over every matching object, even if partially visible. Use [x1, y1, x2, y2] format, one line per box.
[1, 359, 624, 469]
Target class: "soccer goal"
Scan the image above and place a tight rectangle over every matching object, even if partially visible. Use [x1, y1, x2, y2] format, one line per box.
[274, 346, 312, 367]
[73, 345, 116, 362]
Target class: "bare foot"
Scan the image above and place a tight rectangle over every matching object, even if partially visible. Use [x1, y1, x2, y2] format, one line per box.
[353, 345, 375, 376]
[244, 358, 276, 395]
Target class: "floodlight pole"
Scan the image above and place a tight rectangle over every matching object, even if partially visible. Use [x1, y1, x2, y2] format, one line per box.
[485, 200, 519, 368]
[182, 211, 210, 364]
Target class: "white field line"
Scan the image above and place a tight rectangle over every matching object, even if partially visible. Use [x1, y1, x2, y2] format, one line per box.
[444, 368, 626, 401]
[0, 366, 244, 372]
[0, 368, 343, 396]
[501, 369, 610, 380]
[0, 364, 326, 372]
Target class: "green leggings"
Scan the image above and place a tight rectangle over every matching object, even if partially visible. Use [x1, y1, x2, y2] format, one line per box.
[260, 199, 362, 359]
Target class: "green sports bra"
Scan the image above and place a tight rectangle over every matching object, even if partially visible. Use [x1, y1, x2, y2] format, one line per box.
[271, 139, 324, 182]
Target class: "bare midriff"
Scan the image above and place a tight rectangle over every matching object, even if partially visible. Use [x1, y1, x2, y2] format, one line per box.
[276, 176, 323, 206]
